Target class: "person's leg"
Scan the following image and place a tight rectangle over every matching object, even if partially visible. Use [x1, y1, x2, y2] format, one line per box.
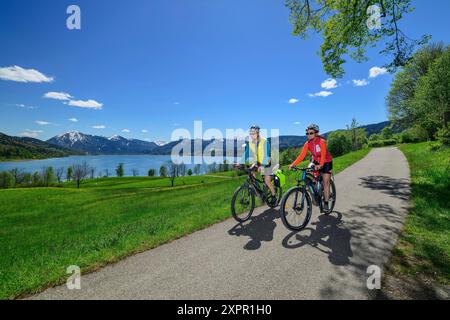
[264, 175, 276, 196]
[322, 173, 331, 202]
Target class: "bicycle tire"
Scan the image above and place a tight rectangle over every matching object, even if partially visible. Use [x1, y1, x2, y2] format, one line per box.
[280, 186, 313, 231]
[231, 185, 255, 223]
[323, 179, 337, 215]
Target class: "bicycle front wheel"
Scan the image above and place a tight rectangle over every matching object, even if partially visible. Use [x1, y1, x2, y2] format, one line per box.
[323, 179, 337, 215]
[231, 185, 255, 223]
[280, 186, 312, 231]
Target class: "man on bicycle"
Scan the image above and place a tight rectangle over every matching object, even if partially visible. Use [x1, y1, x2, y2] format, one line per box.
[235, 125, 277, 206]
[288, 124, 333, 211]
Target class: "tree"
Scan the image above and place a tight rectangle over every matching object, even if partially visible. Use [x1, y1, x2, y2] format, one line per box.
[41, 166, 55, 187]
[0, 171, 15, 189]
[178, 163, 187, 177]
[116, 163, 125, 177]
[90, 168, 96, 179]
[285, 0, 430, 77]
[159, 165, 167, 177]
[346, 118, 368, 151]
[166, 161, 179, 187]
[413, 47, 450, 143]
[387, 43, 447, 131]
[193, 164, 201, 176]
[131, 168, 139, 177]
[187, 169, 193, 176]
[66, 166, 73, 181]
[148, 169, 156, 177]
[380, 126, 393, 140]
[73, 161, 90, 188]
[327, 132, 352, 157]
[56, 167, 65, 183]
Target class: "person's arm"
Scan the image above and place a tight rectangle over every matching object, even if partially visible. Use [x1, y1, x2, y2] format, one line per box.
[290, 142, 309, 167]
[239, 141, 249, 165]
[319, 139, 327, 166]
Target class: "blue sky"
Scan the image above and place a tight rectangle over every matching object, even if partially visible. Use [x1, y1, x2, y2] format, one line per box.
[1, 0, 449, 142]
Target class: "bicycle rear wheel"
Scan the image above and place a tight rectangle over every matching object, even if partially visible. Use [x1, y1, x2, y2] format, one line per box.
[231, 185, 255, 222]
[280, 186, 312, 231]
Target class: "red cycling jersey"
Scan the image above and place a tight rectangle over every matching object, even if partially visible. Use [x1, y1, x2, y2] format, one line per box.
[291, 136, 333, 167]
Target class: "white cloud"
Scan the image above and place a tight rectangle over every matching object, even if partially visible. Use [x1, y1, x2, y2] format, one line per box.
[21, 129, 43, 138]
[369, 66, 388, 78]
[294, 122, 301, 125]
[141, 129, 149, 133]
[15, 104, 36, 109]
[321, 78, 338, 89]
[35, 120, 50, 125]
[174, 102, 180, 105]
[69, 118, 78, 122]
[122, 129, 130, 133]
[92, 125, 106, 129]
[44, 92, 73, 101]
[0, 65, 54, 83]
[308, 91, 333, 98]
[352, 79, 370, 87]
[65, 99, 103, 110]
[288, 98, 299, 104]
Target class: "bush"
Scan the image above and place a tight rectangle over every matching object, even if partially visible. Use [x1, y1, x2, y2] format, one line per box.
[328, 134, 352, 157]
[436, 127, 450, 146]
[148, 169, 156, 177]
[368, 139, 397, 148]
[0, 171, 15, 188]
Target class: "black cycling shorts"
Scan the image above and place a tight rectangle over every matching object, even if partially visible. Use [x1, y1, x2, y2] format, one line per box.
[314, 161, 333, 174]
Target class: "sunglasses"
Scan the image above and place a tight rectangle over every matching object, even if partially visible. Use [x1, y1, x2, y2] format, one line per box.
[307, 132, 316, 136]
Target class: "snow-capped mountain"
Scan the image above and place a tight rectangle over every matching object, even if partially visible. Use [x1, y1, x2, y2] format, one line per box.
[47, 131, 159, 155]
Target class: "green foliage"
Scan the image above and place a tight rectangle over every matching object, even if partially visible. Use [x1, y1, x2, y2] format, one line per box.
[380, 126, 393, 139]
[436, 127, 450, 146]
[116, 163, 125, 177]
[148, 169, 156, 177]
[66, 167, 73, 181]
[413, 48, 450, 141]
[187, 169, 193, 176]
[280, 147, 300, 165]
[327, 132, 352, 157]
[387, 43, 448, 136]
[159, 165, 167, 178]
[368, 139, 397, 148]
[285, 0, 429, 77]
[396, 125, 428, 143]
[0, 171, 15, 189]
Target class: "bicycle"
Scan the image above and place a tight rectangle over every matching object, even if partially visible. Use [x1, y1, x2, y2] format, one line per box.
[279, 166, 336, 231]
[231, 165, 283, 223]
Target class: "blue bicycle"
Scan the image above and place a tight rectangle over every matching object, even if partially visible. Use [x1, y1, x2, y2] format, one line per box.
[280, 167, 336, 231]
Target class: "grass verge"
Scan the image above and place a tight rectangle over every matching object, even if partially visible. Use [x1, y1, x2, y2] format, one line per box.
[381, 142, 449, 298]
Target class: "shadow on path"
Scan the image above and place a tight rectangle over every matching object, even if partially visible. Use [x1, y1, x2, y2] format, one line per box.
[359, 175, 410, 201]
[282, 212, 354, 266]
[228, 208, 279, 250]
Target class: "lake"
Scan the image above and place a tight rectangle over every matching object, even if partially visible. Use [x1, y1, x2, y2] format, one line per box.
[0, 155, 237, 177]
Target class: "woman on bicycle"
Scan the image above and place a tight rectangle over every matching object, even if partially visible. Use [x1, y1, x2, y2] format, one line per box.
[288, 124, 333, 211]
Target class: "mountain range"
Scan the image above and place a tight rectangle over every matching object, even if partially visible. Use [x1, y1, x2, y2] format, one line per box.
[0, 132, 81, 160]
[0, 121, 391, 160]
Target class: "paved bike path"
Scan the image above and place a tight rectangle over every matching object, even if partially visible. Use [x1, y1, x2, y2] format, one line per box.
[31, 147, 410, 299]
